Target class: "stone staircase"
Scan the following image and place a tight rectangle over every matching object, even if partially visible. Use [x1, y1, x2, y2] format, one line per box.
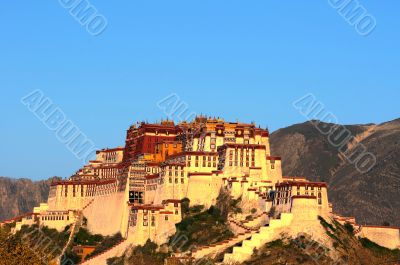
[228, 218, 252, 234]
[191, 230, 255, 260]
[222, 213, 293, 264]
[188, 213, 268, 260]
[58, 199, 95, 265]
[238, 212, 268, 231]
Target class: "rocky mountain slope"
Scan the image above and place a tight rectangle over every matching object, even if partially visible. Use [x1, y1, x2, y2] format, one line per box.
[0, 177, 54, 221]
[270, 118, 400, 226]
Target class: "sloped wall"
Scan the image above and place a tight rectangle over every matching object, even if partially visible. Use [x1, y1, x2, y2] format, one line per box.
[83, 191, 127, 236]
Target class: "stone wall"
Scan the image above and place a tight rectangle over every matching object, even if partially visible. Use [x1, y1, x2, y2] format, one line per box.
[360, 226, 400, 249]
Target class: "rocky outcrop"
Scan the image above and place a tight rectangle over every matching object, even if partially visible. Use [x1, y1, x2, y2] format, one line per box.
[0, 177, 56, 221]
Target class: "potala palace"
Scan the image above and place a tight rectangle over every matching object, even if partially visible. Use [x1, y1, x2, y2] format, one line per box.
[2, 116, 399, 264]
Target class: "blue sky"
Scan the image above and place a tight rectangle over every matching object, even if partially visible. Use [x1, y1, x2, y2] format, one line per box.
[0, 1, 399, 180]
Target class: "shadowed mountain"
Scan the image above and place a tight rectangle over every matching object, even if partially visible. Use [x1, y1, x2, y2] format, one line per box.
[270, 118, 400, 226]
[0, 177, 57, 221]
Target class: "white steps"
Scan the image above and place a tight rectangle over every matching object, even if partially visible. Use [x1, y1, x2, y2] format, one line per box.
[222, 213, 293, 264]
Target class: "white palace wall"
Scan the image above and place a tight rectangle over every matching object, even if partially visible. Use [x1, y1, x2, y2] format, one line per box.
[186, 173, 224, 207]
[83, 191, 128, 236]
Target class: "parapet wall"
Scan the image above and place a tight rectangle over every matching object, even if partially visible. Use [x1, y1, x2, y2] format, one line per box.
[360, 226, 400, 250]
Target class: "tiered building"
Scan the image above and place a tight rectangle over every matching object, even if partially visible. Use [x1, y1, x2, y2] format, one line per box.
[2, 116, 399, 262]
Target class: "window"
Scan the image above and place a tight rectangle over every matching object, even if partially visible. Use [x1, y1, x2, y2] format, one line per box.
[165, 216, 169, 221]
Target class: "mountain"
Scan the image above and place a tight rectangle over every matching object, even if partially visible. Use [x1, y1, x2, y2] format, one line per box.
[0, 177, 55, 221]
[270, 118, 400, 226]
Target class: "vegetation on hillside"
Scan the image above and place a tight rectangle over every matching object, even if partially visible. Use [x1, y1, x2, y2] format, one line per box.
[217, 217, 400, 265]
[73, 227, 104, 246]
[170, 197, 234, 252]
[0, 222, 124, 264]
[242, 237, 335, 265]
[318, 216, 400, 264]
[107, 240, 169, 265]
[10, 224, 71, 264]
[0, 226, 45, 265]
[215, 188, 242, 221]
[85, 232, 123, 259]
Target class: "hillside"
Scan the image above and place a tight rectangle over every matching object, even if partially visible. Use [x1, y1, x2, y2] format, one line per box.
[270, 118, 400, 226]
[242, 218, 400, 265]
[0, 177, 54, 221]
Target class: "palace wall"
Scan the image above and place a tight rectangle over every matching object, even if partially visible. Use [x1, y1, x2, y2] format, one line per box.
[83, 191, 128, 236]
[39, 211, 76, 231]
[290, 197, 319, 222]
[186, 173, 223, 207]
[266, 158, 283, 185]
[360, 226, 400, 250]
[127, 201, 181, 245]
